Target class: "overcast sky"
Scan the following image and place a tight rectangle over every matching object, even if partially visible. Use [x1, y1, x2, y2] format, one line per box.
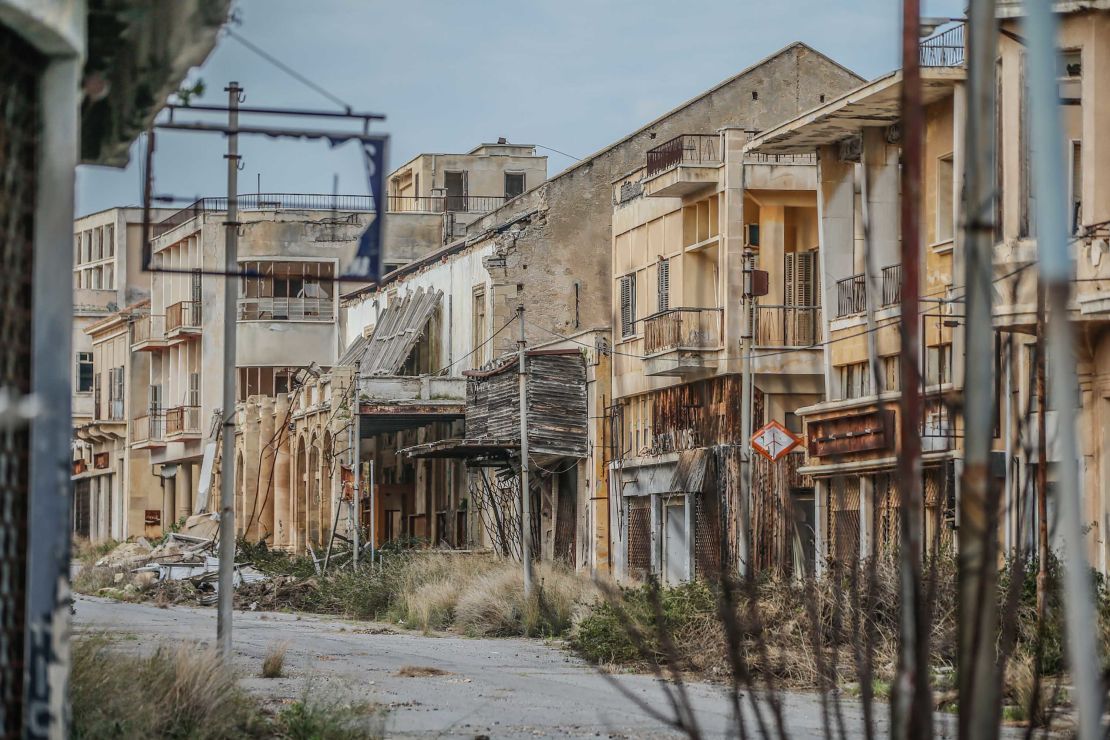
[75, 0, 965, 216]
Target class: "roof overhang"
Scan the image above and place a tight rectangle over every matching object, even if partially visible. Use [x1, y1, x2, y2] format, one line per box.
[401, 438, 519, 461]
[744, 67, 965, 156]
[358, 401, 464, 437]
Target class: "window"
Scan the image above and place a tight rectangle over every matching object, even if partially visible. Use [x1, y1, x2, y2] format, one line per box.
[76, 352, 94, 393]
[108, 367, 124, 419]
[926, 343, 952, 387]
[883, 355, 901, 392]
[936, 154, 954, 243]
[238, 261, 336, 320]
[839, 361, 871, 400]
[1060, 49, 1082, 78]
[657, 259, 670, 313]
[472, 286, 488, 368]
[74, 233, 82, 266]
[188, 372, 200, 407]
[106, 225, 115, 256]
[1070, 141, 1082, 235]
[619, 273, 637, 338]
[504, 172, 525, 200]
[784, 250, 819, 307]
[444, 171, 467, 212]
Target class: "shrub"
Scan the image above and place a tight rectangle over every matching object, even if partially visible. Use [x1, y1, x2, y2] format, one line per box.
[261, 641, 288, 678]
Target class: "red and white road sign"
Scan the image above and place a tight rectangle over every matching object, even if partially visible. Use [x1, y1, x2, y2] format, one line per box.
[750, 420, 802, 463]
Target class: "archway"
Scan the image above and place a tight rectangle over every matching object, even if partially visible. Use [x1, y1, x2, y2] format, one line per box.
[321, 430, 334, 544]
[308, 435, 321, 547]
[294, 435, 307, 552]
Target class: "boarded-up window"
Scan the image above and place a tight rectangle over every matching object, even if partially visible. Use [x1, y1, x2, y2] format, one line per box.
[657, 258, 670, 313]
[620, 273, 636, 338]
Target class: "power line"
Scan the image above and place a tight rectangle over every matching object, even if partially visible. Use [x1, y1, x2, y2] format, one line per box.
[534, 144, 582, 162]
[435, 315, 517, 375]
[225, 29, 353, 113]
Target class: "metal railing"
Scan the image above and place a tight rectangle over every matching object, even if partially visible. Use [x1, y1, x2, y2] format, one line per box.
[646, 134, 721, 177]
[133, 409, 165, 444]
[742, 129, 817, 164]
[881, 264, 902, 307]
[156, 193, 512, 235]
[644, 307, 723, 355]
[131, 314, 165, 344]
[836, 274, 867, 317]
[165, 405, 202, 436]
[237, 296, 334, 321]
[166, 300, 202, 332]
[919, 23, 965, 68]
[753, 305, 823, 347]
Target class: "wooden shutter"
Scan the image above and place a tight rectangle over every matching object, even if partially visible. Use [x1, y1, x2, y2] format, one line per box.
[784, 252, 797, 305]
[620, 274, 636, 337]
[657, 259, 670, 313]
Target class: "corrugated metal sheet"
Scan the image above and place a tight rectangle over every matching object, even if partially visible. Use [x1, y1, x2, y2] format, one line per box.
[670, 448, 708, 493]
[337, 333, 369, 367]
[358, 287, 441, 376]
[464, 351, 588, 458]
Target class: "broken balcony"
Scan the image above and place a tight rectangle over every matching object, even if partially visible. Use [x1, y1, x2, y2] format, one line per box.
[643, 134, 721, 198]
[642, 307, 722, 376]
[166, 300, 202, 342]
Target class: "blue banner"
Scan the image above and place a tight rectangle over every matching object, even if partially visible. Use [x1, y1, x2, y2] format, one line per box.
[343, 138, 386, 280]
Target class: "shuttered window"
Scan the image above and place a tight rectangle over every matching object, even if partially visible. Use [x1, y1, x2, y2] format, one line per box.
[657, 259, 670, 313]
[784, 250, 819, 307]
[620, 273, 636, 338]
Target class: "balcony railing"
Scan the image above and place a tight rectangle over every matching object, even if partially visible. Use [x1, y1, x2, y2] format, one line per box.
[646, 134, 721, 177]
[166, 300, 202, 332]
[133, 409, 165, 445]
[131, 314, 165, 344]
[881, 264, 902, 307]
[165, 406, 201, 436]
[753, 305, 823, 347]
[836, 274, 867, 317]
[237, 297, 334, 322]
[919, 23, 965, 68]
[156, 193, 513, 236]
[644, 307, 723, 355]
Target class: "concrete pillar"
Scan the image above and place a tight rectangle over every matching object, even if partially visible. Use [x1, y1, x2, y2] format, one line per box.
[859, 474, 874, 559]
[258, 396, 276, 543]
[242, 398, 262, 540]
[816, 145, 857, 399]
[177, 463, 193, 522]
[814, 478, 827, 578]
[273, 393, 291, 549]
[162, 470, 176, 534]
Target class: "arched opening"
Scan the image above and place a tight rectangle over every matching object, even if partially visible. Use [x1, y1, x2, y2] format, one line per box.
[294, 436, 307, 552]
[308, 435, 321, 547]
[235, 451, 245, 538]
[321, 430, 334, 543]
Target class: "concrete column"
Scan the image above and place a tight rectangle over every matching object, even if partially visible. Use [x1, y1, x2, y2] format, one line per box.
[859, 474, 874, 559]
[814, 478, 827, 578]
[861, 128, 901, 271]
[258, 396, 276, 543]
[649, 492, 662, 579]
[89, 479, 99, 542]
[816, 145, 856, 399]
[684, 493, 696, 581]
[273, 393, 291, 549]
[177, 462, 193, 522]
[242, 399, 262, 540]
[162, 471, 176, 534]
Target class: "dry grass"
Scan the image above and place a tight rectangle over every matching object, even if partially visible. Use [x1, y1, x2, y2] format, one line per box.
[261, 641, 288, 678]
[396, 665, 448, 677]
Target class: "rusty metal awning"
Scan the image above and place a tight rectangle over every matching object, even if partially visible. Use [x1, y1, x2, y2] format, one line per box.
[400, 438, 519, 460]
[359, 286, 442, 376]
[358, 401, 464, 436]
[670, 448, 709, 493]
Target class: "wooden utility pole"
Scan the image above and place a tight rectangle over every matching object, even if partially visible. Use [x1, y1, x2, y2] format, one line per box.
[958, 2, 1001, 738]
[517, 305, 534, 596]
[1036, 285, 1048, 618]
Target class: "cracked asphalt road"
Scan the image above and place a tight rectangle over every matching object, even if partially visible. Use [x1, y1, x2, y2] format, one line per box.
[73, 594, 931, 738]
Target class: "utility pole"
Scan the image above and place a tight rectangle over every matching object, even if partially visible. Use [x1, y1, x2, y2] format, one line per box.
[894, 1, 932, 737]
[1035, 285, 1048, 618]
[738, 250, 754, 577]
[517, 305, 534, 596]
[959, 1, 1000, 738]
[217, 81, 241, 659]
[352, 374, 361, 569]
[1024, 2, 1102, 737]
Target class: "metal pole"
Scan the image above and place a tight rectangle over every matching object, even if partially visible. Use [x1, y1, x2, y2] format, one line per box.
[352, 385, 360, 569]
[369, 459, 376, 561]
[517, 305, 534, 596]
[738, 250, 754, 577]
[1035, 285, 1048, 618]
[1023, 2, 1102, 736]
[959, 2, 1001, 738]
[894, 2, 932, 737]
[217, 81, 241, 659]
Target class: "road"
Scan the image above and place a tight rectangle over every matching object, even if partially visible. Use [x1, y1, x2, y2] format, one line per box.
[73, 595, 943, 739]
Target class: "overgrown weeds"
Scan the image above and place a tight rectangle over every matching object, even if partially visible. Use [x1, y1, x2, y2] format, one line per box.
[261, 641, 288, 678]
[277, 696, 385, 740]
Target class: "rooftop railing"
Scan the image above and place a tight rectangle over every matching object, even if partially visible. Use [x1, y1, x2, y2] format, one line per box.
[919, 23, 965, 67]
[646, 134, 721, 177]
[644, 307, 723, 355]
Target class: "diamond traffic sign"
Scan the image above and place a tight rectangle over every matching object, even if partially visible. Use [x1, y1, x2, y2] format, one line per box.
[750, 420, 802, 463]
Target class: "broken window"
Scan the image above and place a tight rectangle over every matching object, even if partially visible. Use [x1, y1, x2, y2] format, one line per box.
[76, 351, 94, 393]
[504, 172, 525, 200]
[620, 273, 636, 338]
[238, 261, 336, 321]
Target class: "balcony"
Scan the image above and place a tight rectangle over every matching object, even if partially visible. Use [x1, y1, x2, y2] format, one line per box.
[643, 135, 721, 198]
[165, 406, 202, 439]
[132, 410, 166, 449]
[131, 314, 167, 351]
[238, 297, 335, 322]
[919, 23, 964, 68]
[753, 305, 822, 347]
[387, 194, 508, 214]
[166, 300, 202, 341]
[642, 307, 722, 376]
[836, 274, 867, 317]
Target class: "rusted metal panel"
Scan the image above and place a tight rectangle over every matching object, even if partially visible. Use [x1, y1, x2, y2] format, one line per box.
[806, 409, 894, 457]
[651, 374, 746, 452]
[358, 287, 442, 376]
[670, 448, 708, 493]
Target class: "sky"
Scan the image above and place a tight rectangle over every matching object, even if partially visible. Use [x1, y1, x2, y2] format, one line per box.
[75, 0, 966, 216]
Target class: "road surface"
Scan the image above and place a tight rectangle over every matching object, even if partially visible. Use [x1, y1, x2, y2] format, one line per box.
[74, 595, 949, 738]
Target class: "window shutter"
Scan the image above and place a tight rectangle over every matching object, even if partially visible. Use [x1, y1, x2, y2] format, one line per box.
[620, 274, 636, 337]
[657, 259, 670, 313]
[784, 252, 797, 306]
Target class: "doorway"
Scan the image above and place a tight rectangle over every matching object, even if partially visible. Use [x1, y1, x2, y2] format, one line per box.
[662, 498, 688, 585]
